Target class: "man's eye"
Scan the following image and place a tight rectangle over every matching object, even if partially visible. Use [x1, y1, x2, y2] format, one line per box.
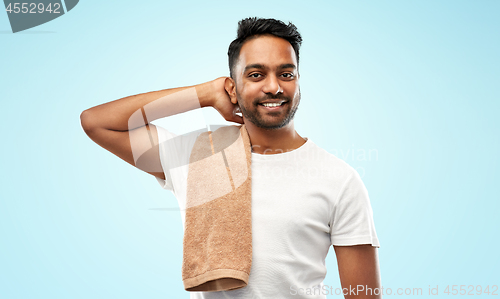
[282, 73, 294, 78]
[249, 73, 261, 78]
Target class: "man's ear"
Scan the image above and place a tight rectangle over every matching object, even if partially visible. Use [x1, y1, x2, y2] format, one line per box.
[224, 77, 238, 105]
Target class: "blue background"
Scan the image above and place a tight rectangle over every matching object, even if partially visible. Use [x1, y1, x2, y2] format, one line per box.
[1, 1, 499, 298]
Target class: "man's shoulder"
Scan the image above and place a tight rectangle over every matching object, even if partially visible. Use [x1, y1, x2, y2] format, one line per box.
[303, 139, 358, 178]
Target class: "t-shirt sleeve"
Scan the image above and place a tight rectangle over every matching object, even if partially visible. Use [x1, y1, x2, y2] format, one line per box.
[330, 169, 380, 248]
[154, 125, 201, 194]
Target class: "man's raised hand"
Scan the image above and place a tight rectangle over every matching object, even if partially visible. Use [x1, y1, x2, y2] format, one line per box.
[201, 77, 244, 124]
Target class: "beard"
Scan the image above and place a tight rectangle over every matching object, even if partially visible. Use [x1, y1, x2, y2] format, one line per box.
[236, 89, 301, 130]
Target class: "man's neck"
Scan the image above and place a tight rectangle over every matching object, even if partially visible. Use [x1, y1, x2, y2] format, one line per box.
[244, 120, 307, 155]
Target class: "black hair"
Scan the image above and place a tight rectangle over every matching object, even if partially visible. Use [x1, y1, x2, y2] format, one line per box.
[228, 17, 302, 78]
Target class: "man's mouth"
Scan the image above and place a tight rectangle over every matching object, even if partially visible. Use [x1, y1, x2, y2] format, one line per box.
[258, 100, 288, 108]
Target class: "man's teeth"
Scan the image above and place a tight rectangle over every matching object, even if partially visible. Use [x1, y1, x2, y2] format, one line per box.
[261, 102, 283, 107]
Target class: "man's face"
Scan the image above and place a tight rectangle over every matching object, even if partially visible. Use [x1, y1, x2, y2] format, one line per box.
[232, 34, 300, 130]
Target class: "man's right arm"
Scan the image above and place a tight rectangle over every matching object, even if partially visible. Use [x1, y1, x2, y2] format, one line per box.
[79, 77, 242, 180]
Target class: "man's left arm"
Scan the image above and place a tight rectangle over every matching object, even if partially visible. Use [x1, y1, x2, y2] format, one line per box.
[334, 244, 382, 299]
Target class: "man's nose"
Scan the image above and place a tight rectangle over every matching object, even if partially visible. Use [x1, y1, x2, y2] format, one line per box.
[262, 75, 283, 95]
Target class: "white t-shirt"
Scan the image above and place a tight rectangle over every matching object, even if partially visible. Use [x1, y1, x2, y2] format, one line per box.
[155, 125, 380, 299]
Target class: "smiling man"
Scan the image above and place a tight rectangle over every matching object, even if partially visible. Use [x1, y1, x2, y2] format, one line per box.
[80, 17, 382, 298]
[225, 32, 305, 154]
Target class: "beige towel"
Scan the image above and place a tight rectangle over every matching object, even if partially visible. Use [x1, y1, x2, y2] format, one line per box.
[182, 124, 252, 292]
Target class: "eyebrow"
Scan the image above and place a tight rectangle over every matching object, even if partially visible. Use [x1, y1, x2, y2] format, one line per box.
[244, 63, 296, 73]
